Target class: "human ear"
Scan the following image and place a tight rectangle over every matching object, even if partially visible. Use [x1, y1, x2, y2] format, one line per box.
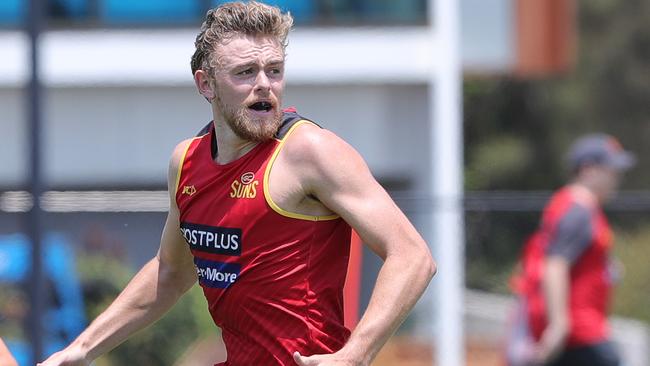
[194, 69, 215, 101]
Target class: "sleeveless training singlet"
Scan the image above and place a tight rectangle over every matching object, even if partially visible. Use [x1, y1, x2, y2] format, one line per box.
[175, 110, 352, 365]
[514, 187, 613, 347]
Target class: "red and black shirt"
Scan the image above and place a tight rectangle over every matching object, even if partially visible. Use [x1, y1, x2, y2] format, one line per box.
[514, 186, 614, 347]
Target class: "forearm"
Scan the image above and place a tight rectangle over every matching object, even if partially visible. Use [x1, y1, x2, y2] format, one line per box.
[68, 257, 193, 361]
[340, 248, 435, 364]
[536, 322, 568, 363]
[536, 257, 570, 362]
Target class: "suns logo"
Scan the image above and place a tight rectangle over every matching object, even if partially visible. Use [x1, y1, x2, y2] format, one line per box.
[230, 171, 258, 199]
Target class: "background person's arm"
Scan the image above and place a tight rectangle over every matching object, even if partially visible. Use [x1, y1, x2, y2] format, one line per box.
[532, 202, 593, 364]
[288, 126, 436, 366]
[534, 256, 570, 364]
[39, 140, 197, 366]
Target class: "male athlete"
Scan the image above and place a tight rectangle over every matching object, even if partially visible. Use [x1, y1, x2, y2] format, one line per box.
[511, 134, 634, 366]
[39, 2, 435, 365]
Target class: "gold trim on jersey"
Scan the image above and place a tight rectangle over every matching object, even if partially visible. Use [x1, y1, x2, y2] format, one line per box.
[264, 120, 340, 221]
[174, 136, 205, 196]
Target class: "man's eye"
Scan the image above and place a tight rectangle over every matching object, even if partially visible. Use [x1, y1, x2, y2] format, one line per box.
[237, 68, 253, 75]
[269, 68, 282, 75]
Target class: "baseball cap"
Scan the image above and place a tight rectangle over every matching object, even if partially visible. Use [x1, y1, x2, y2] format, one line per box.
[567, 133, 636, 171]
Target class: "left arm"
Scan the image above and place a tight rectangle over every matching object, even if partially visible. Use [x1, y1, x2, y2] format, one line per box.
[290, 127, 436, 366]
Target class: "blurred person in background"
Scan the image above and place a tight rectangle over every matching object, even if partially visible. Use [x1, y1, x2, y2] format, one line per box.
[509, 134, 635, 366]
[39, 2, 435, 366]
[0, 337, 18, 366]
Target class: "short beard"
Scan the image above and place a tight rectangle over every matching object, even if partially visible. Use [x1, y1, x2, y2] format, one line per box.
[215, 94, 282, 142]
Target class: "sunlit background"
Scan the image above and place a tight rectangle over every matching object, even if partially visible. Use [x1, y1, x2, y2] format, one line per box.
[1, 0, 649, 365]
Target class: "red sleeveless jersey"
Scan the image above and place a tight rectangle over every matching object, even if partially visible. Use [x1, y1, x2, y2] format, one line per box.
[175, 112, 352, 365]
[514, 187, 613, 347]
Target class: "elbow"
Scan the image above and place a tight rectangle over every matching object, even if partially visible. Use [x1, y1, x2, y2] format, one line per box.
[157, 259, 196, 298]
[386, 241, 436, 284]
[412, 245, 437, 283]
[429, 256, 438, 280]
[424, 250, 437, 281]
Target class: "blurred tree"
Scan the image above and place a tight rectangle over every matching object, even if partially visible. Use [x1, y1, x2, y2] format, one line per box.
[612, 226, 650, 323]
[465, 0, 650, 191]
[77, 252, 214, 366]
[464, 0, 650, 296]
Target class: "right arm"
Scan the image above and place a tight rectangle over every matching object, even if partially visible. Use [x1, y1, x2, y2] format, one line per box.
[533, 257, 570, 363]
[39, 140, 197, 366]
[532, 202, 592, 365]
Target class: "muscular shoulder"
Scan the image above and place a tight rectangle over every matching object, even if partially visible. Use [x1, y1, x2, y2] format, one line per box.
[168, 138, 194, 191]
[282, 122, 358, 168]
[281, 122, 372, 193]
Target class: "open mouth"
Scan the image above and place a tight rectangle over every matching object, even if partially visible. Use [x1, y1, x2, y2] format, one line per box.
[248, 101, 273, 112]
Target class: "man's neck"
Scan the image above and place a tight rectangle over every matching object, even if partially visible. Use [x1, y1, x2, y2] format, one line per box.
[212, 120, 259, 165]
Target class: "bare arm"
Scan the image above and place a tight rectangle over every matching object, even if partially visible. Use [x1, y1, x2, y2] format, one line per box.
[0, 338, 18, 366]
[534, 256, 570, 364]
[39, 140, 197, 366]
[531, 203, 592, 365]
[289, 126, 436, 366]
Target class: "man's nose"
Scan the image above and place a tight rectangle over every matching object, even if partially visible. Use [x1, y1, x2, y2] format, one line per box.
[254, 70, 271, 93]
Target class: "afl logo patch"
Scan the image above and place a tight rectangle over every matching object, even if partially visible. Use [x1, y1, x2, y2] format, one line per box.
[241, 172, 255, 185]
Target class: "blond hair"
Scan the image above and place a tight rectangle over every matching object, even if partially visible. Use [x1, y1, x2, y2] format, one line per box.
[191, 1, 293, 76]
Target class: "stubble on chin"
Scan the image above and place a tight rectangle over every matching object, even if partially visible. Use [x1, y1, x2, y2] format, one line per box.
[229, 108, 283, 142]
[215, 95, 283, 142]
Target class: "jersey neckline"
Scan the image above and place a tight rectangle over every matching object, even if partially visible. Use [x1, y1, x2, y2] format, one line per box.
[204, 123, 276, 169]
